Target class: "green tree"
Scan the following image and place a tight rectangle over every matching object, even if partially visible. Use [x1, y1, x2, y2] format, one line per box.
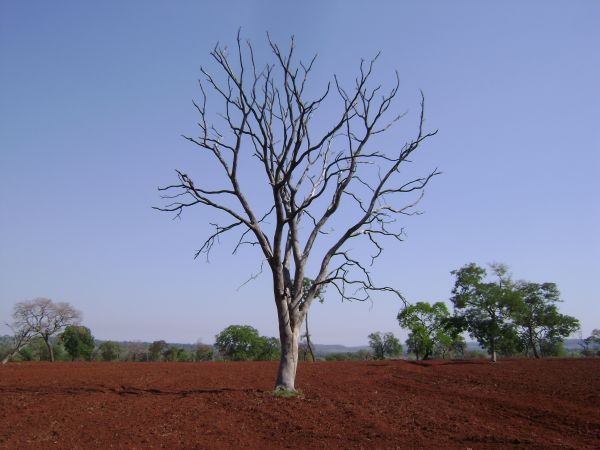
[148, 340, 167, 361]
[22, 336, 56, 361]
[99, 341, 121, 361]
[585, 329, 600, 346]
[397, 301, 455, 360]
[61, 326, 95, 361]
[163, 346, 178, 361]
[368, 332, 402, 360]
[450, 263, 519, 362]
[214, 325, 278, 361]
[256, 336, 281, 361]
[582, 329, 600, 356]
[433, 332, 467, 359]
[511, 281, 579, 358]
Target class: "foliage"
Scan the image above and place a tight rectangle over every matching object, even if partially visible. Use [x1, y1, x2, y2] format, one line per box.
[397, 301, 460, 360]
[584, 329, 600, 346]
[99, 341, 121, 361]
[162, 346, 192, 362]
[148, 340, 168, 361]
[214, 325, 279, 361]
[324, 351, 372, 361]
[18, 336, 67, 361]
[450, 263, 520, 361]
[433, 333, 466, 359]
[255, 336, 280, 361]
[195, 342, 214, 361]
[368, 332, 402, 360]
[61, 326, 95, 361]
[511, 281, 580, 358]
[581, 329, 600, 357]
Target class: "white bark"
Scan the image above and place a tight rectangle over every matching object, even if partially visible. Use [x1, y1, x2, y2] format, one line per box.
[276, 321, 301, 391]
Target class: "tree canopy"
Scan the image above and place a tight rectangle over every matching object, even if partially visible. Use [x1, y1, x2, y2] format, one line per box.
[214, 325, 280, 361]
[61, 326, 95, 361]
[368, 332, 402, 360]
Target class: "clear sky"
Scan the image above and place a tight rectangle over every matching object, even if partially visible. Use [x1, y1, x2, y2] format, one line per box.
[1, 1, 598, 345]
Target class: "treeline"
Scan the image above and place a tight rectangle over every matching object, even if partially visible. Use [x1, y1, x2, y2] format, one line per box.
[2, 263, 598, 364]
[396, 263, 595, 361]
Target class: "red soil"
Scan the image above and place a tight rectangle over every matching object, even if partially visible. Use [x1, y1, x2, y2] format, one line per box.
[0, 359, 598, 449]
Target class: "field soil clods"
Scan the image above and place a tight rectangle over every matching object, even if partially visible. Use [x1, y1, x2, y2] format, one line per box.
[0, 359, 598, 449]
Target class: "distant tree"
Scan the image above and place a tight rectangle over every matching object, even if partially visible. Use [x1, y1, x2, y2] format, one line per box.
[162, 346, 191, 362]
[450, 263, 519, 362]
[397, 301, 455, 360]
[2, 303, 36, 364]
[585, 329, 600, 346]
[125, 341, 148, 361]
[11, 298, 81, 362]
[194, 342, 214, 361]
[148, 340, 168, 361]
[163, 346, 178, 362]
[61, 326, 95, 361]
[215, 325, 261, 361]
[325, 351, 372, 361]
[256, 336, 281, 361]
[20, 336, 61, 361]
[511, 281, 580, 358]
[368, 332, 402, 360]
[99, 341, 121, 361]
[581, 329, 600, 357]
[355, 349, 373, 360]
[433, 333, 466, 359]
[176, 349, 193, 362]
[214, 325, 278, 361]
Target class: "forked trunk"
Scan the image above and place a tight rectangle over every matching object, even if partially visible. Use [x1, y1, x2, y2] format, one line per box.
[275, 323, 301, 391]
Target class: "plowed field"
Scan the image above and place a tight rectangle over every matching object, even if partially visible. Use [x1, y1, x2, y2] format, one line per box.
[0, 359, 598, 449]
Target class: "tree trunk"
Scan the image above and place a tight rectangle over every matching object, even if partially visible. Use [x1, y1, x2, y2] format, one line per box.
[44, 336, 55, 362]
[490, 337, 497, 363]
[529, 327, 539, 359]
[2, 354, 11, 365]
[275, 321, 301, 391]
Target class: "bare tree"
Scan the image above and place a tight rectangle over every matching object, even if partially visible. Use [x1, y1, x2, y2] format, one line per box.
[12, 298, 81, 362]
[2, 312, 35, 365]
[156, 32, 438, 391]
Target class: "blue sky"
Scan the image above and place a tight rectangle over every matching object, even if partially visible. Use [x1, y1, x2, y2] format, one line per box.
[1, 1, 598, 345]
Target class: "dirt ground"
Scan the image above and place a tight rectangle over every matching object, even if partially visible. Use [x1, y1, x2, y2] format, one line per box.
[0, 359, 598, 449]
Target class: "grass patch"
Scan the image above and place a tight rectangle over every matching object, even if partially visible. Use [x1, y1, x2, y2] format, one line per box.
[272, 386, 304, 398]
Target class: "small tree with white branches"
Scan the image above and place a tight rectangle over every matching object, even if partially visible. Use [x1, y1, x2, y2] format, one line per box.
[156, 32, 439, 391]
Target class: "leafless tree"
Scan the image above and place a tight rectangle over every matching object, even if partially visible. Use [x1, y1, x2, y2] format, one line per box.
[12, 298, 81, 362]
[156, 32, 438, 391]
[2, 314, 35, 365]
